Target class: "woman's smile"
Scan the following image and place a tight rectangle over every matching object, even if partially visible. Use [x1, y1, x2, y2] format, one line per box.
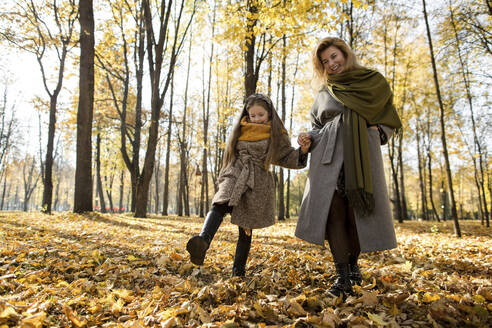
[320, 45, 346, 75]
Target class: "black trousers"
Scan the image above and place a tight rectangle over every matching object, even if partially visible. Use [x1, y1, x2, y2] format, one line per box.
[325, 191, 361, 263]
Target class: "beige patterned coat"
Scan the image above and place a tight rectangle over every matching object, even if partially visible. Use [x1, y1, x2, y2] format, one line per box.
[212, 135, 307, 229]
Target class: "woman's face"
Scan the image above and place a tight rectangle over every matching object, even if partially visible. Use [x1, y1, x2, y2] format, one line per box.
[320, 45, 346, 75]
[247, 104, 269, 124]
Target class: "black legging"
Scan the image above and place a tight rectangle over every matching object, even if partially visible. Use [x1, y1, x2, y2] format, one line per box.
[325, 191, 361, 263]
[209, 203, 252, 268]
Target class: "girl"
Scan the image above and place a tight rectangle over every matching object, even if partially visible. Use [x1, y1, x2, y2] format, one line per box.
[186, 93, 311, 277]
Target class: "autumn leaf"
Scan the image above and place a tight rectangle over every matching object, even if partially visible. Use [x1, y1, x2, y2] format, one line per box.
[366, 312, 389, 326]
[63, 305, 86, 328]
[20, 311, 46, 328]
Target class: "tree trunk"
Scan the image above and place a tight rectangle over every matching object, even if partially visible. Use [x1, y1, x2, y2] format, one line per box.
[180, 24, 192, 217]
[244, 2, 259, 97]
[162, 77, 174, 216]
[41, 96, 57, 214]
[286, 53, 299, 219]
[427, 146, 440, 222]
[95, 133, 106, 213]
[119, 170, 124, 212]
[74, 0, 94, 213]
[23, 158, 38, 212]
[448, 0, 489, 226]
[277, 34, 287, 221]
[53, 171, 60, 211]
[154, 145, 161, 214]
[398, 131, 409, 220]
[136, 0, 196, 218]
[1, 168, 7, 210]
[104, 166, 115, 213]
[416, 120, 428, 220]
[423, 0, 460, 237]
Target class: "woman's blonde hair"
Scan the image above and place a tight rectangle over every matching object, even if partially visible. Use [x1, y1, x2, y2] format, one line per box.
[311, 37, 363, 89]
[222, 93, 287, 171]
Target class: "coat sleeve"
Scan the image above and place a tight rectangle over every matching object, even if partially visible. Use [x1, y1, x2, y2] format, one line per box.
[271, 134, 308, 169]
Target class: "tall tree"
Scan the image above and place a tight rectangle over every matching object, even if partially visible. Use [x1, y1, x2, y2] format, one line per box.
[95, 132, 106, 212]
[200, 4, 215, 217]
[446, 0, 489, 226]
[422, 0, 460, 236]
[0, 0, 77, 214]
[162, 75, 174, 216]
[136, 0, 197, 217]
[74, 0, 95, 213]
[22, 155, 40, 211]
[97, 0, 145, 212]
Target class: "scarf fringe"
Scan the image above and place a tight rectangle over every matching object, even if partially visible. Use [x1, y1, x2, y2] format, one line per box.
[346, 189, 375, 217]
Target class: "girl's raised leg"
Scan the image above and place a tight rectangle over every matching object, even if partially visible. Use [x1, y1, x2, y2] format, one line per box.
[186, 203, 232, 265]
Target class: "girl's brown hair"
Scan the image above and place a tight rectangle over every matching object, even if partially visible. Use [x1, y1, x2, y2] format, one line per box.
[221, 93, 287, 171]
[311, 37, 364, 89]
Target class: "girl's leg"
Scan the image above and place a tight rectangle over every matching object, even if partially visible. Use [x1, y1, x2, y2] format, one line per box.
[232, 226, 252, 277]
[186, 203, 232, 265]
[325, 191, 353, 297]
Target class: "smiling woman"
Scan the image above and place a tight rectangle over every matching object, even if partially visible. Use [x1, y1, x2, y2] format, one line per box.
[296, 36, 402, 300]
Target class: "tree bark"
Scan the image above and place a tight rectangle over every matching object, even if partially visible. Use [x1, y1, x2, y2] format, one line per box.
[154, 144, 161, 214]
[162, 77, 174, 216]
[277, 34, 287, 221]
[423, 0, 460, 236]
[244, 1, 259, 97]
[416, 119, 428, 220]
[74, 0, 95, 213]
[119, 170, 124, 212]
[1, 168, 7, 210]
[95, 133, 106, 213]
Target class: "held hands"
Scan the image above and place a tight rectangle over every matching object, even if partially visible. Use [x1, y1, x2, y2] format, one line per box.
[297, 132, 312, 154]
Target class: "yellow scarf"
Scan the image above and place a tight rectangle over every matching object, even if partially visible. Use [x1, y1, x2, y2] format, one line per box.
[238, 117, 271, 141]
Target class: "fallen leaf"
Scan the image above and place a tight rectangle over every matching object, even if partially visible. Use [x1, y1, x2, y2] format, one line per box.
[421, 292, 440, 303]
[63, 305, 86, 328]
[366, 312, 389, 326]
[20, 311, 46, 328]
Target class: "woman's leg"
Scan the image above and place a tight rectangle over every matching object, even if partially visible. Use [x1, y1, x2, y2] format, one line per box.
[325, 191, 353, 297]
[232, 226, 252, 277]
[186, 203, 232, 265]
[326, 191, 352, 263]
[346, 205, 362, 285]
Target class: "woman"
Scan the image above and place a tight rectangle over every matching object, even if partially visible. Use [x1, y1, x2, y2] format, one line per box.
[296, 37, 402, 298]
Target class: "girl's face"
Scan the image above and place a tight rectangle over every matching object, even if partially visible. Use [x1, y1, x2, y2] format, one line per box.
[320, 45, 346, 75]
[247, 104, 270, 124]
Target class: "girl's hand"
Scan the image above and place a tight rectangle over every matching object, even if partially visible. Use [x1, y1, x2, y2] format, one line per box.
[300, 138, 311, 154]
[297, 132, 311, 146]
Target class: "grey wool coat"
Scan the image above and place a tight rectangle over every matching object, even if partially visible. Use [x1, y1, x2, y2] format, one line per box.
[295, 89, 397, 252]
[212, 135, 307, 229]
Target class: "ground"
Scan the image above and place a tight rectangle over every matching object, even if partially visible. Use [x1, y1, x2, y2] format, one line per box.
[0, 212, 491, 327]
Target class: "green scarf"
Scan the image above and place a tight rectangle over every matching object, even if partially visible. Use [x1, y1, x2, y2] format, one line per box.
[326, 68, 402, 216]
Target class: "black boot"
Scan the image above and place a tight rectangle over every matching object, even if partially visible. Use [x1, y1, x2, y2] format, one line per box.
[232, 227, 252, 277]
[348, 255, 362, 286]
[327, 263, 353, 298]
[186, 208, 224, 265]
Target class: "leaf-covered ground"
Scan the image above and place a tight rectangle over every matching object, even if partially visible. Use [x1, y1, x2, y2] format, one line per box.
[0, 212, 491, 328]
